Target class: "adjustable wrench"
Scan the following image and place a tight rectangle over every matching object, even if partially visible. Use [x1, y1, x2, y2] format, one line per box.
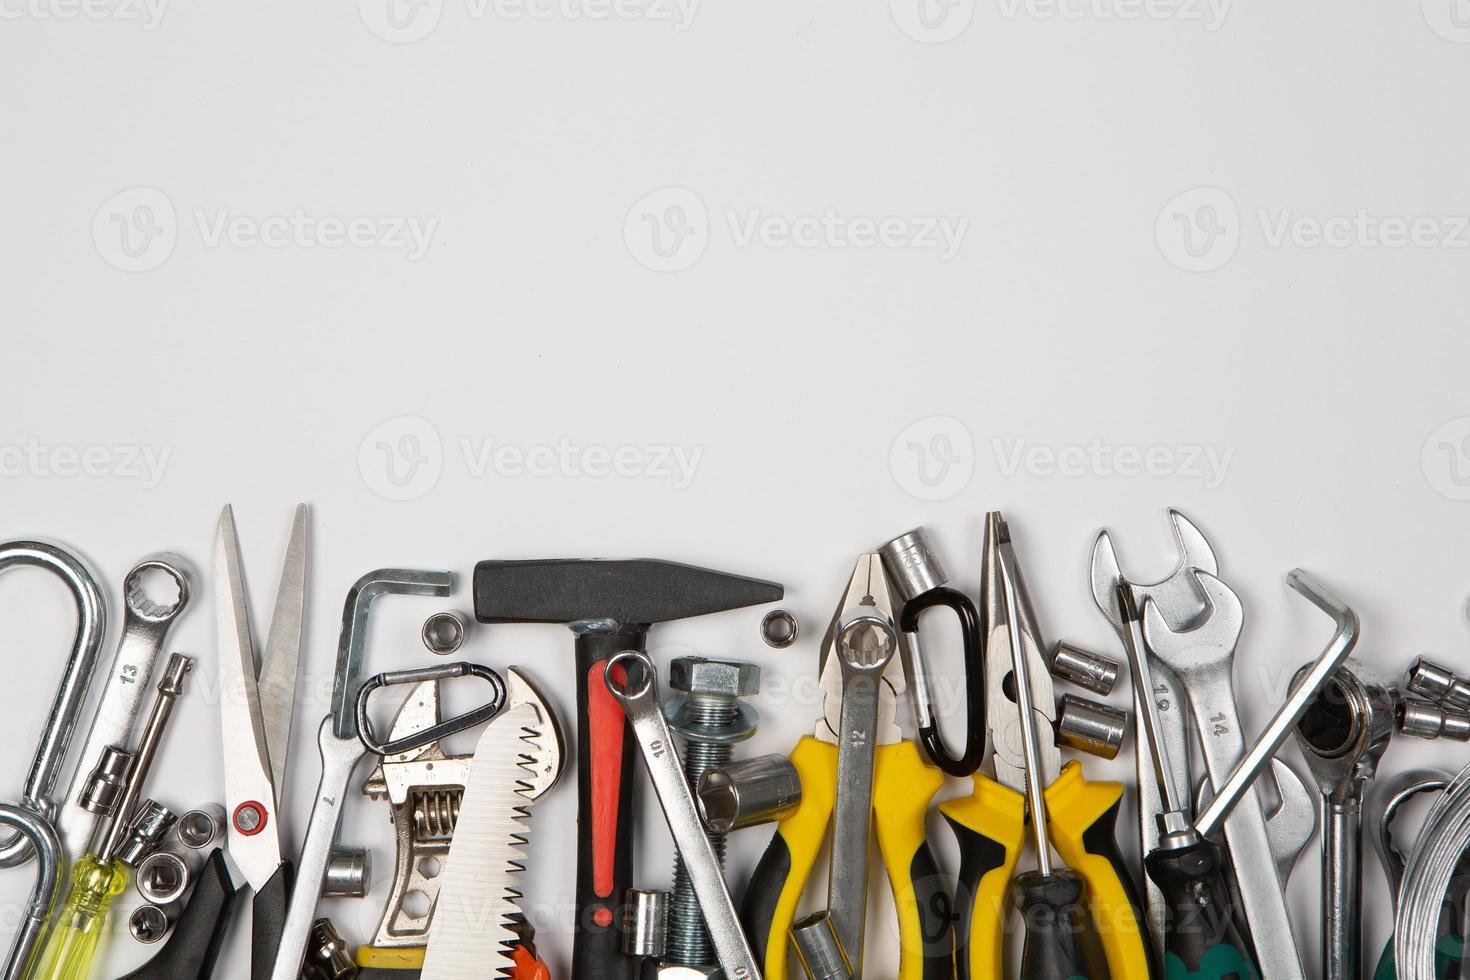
[1143, 570, 1307, 980]
[1089, 510, 1217, 963]
[270, 569, 454, 980]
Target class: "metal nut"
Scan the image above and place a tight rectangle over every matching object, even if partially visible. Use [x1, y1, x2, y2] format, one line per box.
[669, 657, 760, 698]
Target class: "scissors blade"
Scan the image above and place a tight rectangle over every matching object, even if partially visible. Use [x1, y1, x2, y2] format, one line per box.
[257, 503, 306, 796]
[216, 504, 283, 889]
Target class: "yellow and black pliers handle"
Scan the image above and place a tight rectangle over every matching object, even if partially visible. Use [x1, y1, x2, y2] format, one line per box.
[941, 761, 1154, 980]
[740, 736, 952, 980]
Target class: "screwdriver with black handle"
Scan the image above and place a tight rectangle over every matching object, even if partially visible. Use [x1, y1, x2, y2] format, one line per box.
[997, 536, 1108, 980]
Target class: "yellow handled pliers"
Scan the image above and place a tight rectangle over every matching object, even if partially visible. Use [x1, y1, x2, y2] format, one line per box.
[942, 513, 1153, 980]
[740, 553, 953, 980]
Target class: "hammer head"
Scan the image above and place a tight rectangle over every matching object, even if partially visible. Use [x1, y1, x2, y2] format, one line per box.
[473, 558, 784, 630]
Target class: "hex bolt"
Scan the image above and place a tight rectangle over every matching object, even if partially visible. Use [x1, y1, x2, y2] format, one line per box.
[662, 656, 759, 968]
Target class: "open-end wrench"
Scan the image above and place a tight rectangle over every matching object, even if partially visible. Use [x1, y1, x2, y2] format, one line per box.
[1089, 509, 1217, 964]
[1197, 758, 1318, 889]
[1143, 570, 1307, 980]
[269, 568, 454, 980]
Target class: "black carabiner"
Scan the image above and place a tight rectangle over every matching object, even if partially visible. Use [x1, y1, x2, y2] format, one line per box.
[898, 586, 985, 777]
[355, 661, 507, 756]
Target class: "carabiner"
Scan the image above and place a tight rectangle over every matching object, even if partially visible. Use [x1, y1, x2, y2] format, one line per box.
[0, 541, 107, 867]
[355, 661, 507, 756]
[0, 803, 62, 980]
[881, 527, 986, 777]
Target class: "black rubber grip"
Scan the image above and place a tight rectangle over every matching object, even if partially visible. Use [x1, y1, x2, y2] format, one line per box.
[252, 861, 293, 980]
[1144, 838, 1260, 980]
[572, 629, 641, 980]
[740, 824, 794, 966]
[1016, 870, 1107, 980]
[909, 838, 957, 979]
[1081, 796, 1154, 975]
[945, 812, 1011, 980]
[118, 847, 239, 980]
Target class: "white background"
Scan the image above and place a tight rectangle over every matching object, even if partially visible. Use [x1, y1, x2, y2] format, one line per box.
[3, 0, 1470, 975]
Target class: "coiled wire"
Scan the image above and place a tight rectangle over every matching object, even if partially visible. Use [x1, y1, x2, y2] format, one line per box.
[1394, 761, 1470, 978]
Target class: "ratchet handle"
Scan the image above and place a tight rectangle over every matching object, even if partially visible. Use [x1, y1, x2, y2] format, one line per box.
[119, 847, 239, 980]
[252, 861, 294, 980]
[1045, 762, 1155, 979]
[873, 741, 953, 980]
[899, 587, 985, 778]
[573, 630, 642, 980]
[1144, 838, 1260, 980]
[940, 776, 1026, 980]
[741, 736, 837, 980]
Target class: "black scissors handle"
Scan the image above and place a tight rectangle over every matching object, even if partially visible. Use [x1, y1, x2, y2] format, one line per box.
[252, 861, 294, 980]
[899, 585, 985, 777]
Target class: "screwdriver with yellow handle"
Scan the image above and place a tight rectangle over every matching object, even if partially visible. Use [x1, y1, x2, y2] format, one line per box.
[27, 654, 193, 980]
[943, 513, 1151, 980]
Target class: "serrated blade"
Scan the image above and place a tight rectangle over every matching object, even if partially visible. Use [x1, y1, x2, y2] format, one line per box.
[421, 701, 547, 980]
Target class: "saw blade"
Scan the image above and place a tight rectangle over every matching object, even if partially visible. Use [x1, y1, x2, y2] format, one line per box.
[420, 700, 548, 980]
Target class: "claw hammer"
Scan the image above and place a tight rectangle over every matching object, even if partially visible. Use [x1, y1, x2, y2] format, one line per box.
[473, 558, 783, 980]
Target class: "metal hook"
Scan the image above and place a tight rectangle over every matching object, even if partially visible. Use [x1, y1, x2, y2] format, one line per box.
[0, 803, 62, 980]
[0, 541, 107, 867]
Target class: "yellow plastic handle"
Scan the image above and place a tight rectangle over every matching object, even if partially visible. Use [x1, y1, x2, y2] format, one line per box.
[939, 776, 1027, 980]
[27, 855, 128, 980]
[873, 740, 951, 980]
[747, 735, 837, 980]
[1046, 761, 1153, 980]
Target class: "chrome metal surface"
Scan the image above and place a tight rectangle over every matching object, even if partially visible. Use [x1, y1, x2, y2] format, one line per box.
[0, 540, 106, 868]
[0, 804, 61, 980]
[697, 754, 803, 833]
[56, 552, 190, 866]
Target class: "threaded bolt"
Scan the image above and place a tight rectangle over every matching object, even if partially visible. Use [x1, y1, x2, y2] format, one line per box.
[662, 657, 759, 968]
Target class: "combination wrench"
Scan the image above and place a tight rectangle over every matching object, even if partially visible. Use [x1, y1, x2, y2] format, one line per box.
[1197, 757, 1318, 889]
[1142, 570, 1307, 980]
[606, 650, 761, 980]
[57, 554, 191, 866]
